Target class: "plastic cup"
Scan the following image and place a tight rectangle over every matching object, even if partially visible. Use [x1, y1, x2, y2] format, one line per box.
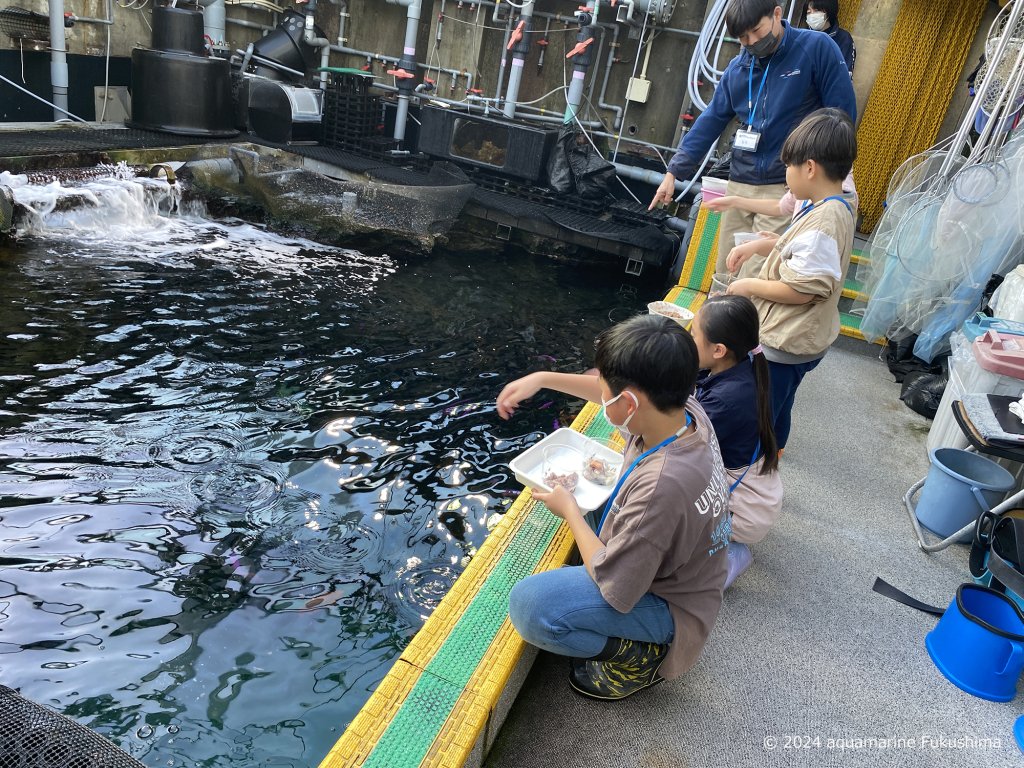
[541, 445, 582, 492]
[582, 438, 623, 487]
[733, 232, 759, 247]
[700, 177, 728, 206]
[710, 272, 734, 296]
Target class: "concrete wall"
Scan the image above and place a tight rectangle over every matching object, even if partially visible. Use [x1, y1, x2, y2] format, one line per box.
[0, 0, 1000, 153]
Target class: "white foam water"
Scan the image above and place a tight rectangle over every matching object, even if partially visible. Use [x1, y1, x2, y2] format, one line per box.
[2, 164, 183, 240]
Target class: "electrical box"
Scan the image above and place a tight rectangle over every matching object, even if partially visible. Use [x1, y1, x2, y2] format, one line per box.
[625, 77, 651, 104]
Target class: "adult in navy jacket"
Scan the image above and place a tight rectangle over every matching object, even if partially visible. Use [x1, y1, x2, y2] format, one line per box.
[649, 0, 856, 275]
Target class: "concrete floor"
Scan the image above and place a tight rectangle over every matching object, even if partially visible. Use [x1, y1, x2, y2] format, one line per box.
[485, 336, 1024, 768]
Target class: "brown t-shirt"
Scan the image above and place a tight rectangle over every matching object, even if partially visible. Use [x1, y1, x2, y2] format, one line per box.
[590, 397, 730, 679]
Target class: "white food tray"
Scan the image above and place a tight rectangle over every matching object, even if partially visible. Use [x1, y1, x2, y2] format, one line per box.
[508, 428, 624, 511]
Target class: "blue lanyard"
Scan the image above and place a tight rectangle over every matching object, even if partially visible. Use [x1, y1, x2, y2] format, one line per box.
[794, 194, 853, 221]
[596, 414, 692, 534]
[747, 59, 772, 130]
[728, 440, 761, 493]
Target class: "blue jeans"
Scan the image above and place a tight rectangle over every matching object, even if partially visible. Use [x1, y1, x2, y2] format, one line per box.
[767, 357, 822, 449]
[508, 566, 674, 658]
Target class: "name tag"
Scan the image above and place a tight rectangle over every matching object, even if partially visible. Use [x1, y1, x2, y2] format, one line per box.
[734, 129, 761, 151]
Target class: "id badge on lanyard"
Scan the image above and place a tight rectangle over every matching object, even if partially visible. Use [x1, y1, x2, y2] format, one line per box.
[734, 129, 761, 151]
[737, 58, 771, 153]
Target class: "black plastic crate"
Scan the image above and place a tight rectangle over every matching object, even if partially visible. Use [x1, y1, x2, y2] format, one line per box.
[417, 105, 558, 183]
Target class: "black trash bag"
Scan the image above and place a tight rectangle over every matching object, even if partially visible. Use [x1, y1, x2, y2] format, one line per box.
[706, 151, 731, 180]
[885, 334, 942, 384]
[547, 125, 615, 200]
[899, 370, 947, 419]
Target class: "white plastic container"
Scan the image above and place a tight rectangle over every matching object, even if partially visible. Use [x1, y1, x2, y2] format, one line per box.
[509, 428, 624, 511]
[700, 176, 728, 205]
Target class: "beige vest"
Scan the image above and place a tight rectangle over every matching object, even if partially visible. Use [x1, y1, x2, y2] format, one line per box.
[753, 198, 856, 359]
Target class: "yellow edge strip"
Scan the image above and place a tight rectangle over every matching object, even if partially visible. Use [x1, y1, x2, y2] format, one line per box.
[319, 403, 604, 767]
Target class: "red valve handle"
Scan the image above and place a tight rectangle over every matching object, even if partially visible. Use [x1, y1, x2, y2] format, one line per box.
[387, 68, 415, 79]
[506, 19, 526, 51]
[566, 37, 594, 59]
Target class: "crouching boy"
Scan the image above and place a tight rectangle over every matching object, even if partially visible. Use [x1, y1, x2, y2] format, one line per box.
[495, 314, 731, 700]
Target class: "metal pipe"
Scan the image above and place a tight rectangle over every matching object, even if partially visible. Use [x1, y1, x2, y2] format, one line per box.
[415, 91, 602, 126]
[73, 0, 113, 25]
[613, 161, 700, 195]
[492, 14, 513, 112]
[47, 0, 69, 120]
[596, 22, 622, 130]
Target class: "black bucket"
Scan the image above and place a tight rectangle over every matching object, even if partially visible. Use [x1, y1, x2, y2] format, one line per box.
[247, 9, 324, 81]
[152, 6, 205, 55]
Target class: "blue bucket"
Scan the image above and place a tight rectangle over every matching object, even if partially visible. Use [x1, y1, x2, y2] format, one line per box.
[915, 448, 1014, 540]
[926, 584, 1024, 702]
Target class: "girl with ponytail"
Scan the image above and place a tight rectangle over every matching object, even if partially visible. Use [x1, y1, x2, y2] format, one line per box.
[690, 294, 782, 587]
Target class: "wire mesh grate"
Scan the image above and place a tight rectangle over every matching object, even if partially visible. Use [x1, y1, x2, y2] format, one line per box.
[0, 7, 50, 43]
[0, 685, 146, 768]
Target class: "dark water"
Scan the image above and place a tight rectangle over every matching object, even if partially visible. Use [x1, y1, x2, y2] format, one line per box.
[0, 186, 662, 766]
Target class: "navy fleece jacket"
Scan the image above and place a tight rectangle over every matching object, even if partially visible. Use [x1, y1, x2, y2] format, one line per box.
[667, 22, 856, 186]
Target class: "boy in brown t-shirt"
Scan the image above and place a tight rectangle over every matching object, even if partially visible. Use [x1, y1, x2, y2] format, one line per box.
[496, 314, 731, 700]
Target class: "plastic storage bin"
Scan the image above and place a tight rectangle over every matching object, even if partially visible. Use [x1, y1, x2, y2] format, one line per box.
[927, 331, 1024, 455]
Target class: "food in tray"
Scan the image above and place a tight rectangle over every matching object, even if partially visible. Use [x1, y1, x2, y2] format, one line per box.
[582, 455, 618, 486]
[543, 469, 579, 492]
[647, 301, 694, 325]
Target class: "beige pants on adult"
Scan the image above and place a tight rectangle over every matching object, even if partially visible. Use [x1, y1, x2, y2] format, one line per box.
[716, 180, 790, 277]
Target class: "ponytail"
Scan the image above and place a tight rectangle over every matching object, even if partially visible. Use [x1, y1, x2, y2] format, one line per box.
[698, 295, 778, 473]
[751, 349, 778, 473]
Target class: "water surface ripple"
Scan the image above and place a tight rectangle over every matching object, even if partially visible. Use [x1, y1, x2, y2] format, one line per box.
[0, 188, 658, 765]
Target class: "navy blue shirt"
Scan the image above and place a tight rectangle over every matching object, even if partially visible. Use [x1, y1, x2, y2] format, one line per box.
[826, 24, 856, 74]
[695, 359, 761, 470]
[667, 21, 856, 186]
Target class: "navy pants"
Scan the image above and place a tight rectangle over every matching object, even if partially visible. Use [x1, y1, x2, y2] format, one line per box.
[767, 357, 822, 449]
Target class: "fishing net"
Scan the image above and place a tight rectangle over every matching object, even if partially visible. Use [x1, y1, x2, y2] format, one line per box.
[0, 685, 145, 768]
[858, 0, 1024, 359]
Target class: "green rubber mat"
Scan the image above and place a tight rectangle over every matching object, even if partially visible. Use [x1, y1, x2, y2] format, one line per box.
[840, 311, 863, 331]
[359, 412, 614, 768]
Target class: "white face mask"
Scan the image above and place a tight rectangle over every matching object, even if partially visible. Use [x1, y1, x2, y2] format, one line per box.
[806, 11, 828, 30]
[601, 390, 639, 436]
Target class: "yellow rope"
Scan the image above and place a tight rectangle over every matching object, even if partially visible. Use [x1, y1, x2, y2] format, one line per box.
[838, 0, 862, 33]
[853, 0, 988, 231]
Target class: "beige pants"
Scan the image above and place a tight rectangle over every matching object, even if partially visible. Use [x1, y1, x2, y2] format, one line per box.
[716, 180, 790, 276]
[727, 456, 783, 545]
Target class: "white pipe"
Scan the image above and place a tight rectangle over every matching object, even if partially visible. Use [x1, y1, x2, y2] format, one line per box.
[613, 161, 699, 195]
[337, 0, 348, 45]
[302, 14, 331, 90]
[387, 0, 422, 142]
[203, 0, 227, 51]
[596, 23, 622, 129]
[502, 0, 534, 119]
[48, 0, 69, 121]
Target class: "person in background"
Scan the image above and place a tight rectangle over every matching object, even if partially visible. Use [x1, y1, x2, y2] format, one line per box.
[497, 314, 730, 701]
[805, 0, 856, 75]
[649, 0, 856, 278]
[691, 295, 781, 588]
[726, 108, 857, 453]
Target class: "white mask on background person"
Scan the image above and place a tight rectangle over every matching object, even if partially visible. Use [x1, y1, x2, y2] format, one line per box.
[806, 11, 829, 30]
[601, 390, 639, 438]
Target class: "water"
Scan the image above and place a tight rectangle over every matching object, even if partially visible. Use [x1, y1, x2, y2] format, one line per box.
[0, 173, 662, 766]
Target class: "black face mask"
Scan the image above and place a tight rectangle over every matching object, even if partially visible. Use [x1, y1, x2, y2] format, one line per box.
[745, 27, 779, 58]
